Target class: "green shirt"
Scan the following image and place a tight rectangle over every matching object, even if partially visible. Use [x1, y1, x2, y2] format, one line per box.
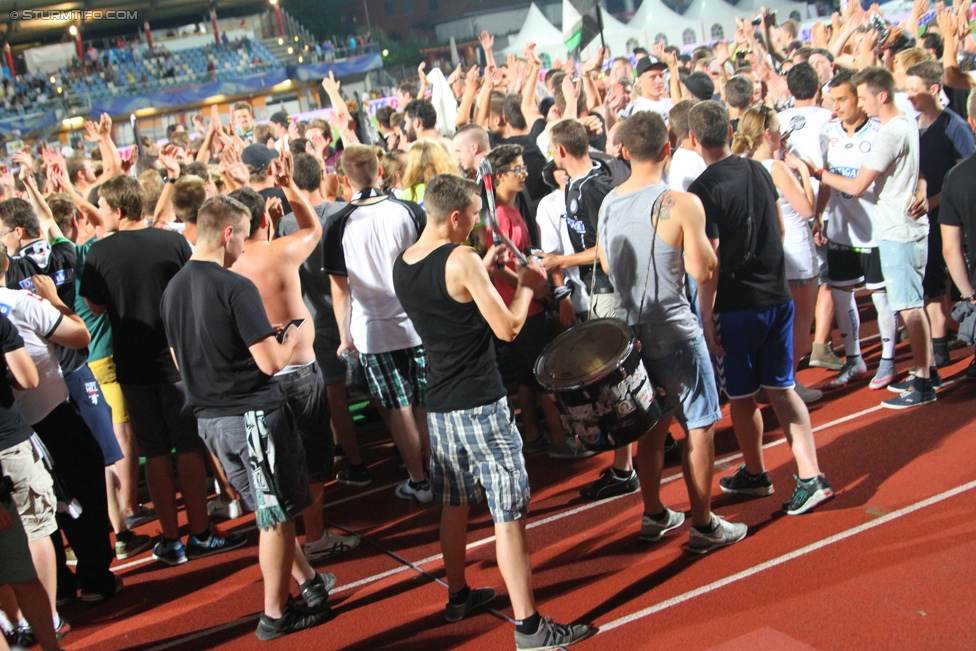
[75, 237, 113, 362]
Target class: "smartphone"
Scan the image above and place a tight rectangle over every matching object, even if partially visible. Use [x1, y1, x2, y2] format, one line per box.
[276, 318, 306, 343]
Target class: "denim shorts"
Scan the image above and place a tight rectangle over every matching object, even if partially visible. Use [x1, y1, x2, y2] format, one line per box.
[633, 331, 722, 432]
[715, 302, 796, 399]
[427, 398, 530, 523]
[877, 239, 926, 312]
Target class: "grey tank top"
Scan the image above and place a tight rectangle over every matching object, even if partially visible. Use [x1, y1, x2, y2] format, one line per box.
[598, 183, 702, 349]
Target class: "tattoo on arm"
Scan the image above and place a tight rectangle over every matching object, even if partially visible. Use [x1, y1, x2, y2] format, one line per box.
[657, 193, 675, 222]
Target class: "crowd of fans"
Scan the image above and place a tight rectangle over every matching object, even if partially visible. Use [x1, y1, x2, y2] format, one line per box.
[1, 0, 976, 648]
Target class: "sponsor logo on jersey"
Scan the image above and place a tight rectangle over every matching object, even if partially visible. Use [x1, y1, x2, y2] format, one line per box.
[789, 115, 807, 131]
[565, 216, 586, 234]
[831, 166, 859, 200]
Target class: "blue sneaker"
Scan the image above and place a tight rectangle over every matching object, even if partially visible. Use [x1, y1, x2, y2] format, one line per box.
[185, 527, 249, 560]
[153, 539, 187, 566]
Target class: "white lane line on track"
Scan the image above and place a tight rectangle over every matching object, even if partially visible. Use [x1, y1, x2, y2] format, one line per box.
[112, 404, 890, 575]
[596, 479, 976, 635]
[137, 373, 937, 650]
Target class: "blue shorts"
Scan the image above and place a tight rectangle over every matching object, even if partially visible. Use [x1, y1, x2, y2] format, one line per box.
[634, 331, 721, 431]
[878, 239, 926, 312]
[715, 302, 795, 399]
[427, 398, 530, 523]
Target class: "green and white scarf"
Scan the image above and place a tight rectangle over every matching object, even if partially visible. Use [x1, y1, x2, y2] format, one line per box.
[244, 410, 288, 530]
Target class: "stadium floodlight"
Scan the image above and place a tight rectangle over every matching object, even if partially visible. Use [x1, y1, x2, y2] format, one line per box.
[269, 0, 278, 5]
[287, 47, 293, 54]
[69, 25, 78, 36]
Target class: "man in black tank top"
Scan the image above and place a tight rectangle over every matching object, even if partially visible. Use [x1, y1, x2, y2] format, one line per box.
[393, 175, 591, 650]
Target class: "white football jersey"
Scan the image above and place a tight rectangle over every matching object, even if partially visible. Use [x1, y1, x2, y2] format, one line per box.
[820, 117, 882, 248]
[779, 106, 833, 169]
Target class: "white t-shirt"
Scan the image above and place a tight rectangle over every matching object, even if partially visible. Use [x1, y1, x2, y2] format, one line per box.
[0, 288, 69, 425]
[668, 148, 707, 191]
[340, 201, 423, 354]
[536, 189, 588, 314]
[863, 114, 926, 243]
[778, 105, 832, 169]
[622, 96, 673, 123]
[821, 117, 882, 248]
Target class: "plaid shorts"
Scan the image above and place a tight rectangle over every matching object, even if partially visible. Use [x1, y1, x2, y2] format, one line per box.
[361, 345, 427, 410]
[427, 398, 530, 523]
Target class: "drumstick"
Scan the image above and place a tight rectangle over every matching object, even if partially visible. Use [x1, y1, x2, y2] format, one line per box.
[477, 158, 529, 267]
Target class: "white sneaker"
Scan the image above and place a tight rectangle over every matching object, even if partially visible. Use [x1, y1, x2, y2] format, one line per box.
[304, 531, 362, 562]
[639, 508, 685, 542]
[687, 514, 747, 555]
[207, 495, 243, 520]
[395, 479, 433, 504]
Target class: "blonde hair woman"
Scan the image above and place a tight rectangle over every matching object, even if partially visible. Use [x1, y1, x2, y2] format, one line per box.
[732, 104, 820, 404]
[380, 150, 407, 198]
[401, 140, 457, 205]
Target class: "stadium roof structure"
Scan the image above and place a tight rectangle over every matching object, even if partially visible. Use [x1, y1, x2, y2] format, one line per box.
[2, 0, 271, 47]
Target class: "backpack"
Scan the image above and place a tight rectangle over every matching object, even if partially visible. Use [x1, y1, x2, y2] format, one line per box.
[719, 159, 760, 278]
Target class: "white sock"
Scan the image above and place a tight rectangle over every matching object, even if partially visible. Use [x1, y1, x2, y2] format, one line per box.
[872, 291, 899, 360]
[831, 286, 860, 357]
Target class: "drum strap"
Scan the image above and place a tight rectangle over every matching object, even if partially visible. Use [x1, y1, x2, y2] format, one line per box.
[635, 189, 670, 331]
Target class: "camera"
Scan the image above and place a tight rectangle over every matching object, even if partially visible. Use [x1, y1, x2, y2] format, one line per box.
[752, 10, 776, 27]
[869, 13, 915, 53]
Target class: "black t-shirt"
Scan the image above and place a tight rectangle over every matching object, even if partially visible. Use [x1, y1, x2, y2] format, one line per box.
[919, 108, 976, 197]
[0, 313, 35, 451]
[6, 238, 88, 374]
[161, 261, 286, 418]
[689, 155, 792, 313]
[938, 154, 976, 283]
[494, 118, 549, 203]
[276, 202, 345, 357]
[565, 159, 615, 294]
[79, 228, 192, 384]
[259, 187, 293, 218]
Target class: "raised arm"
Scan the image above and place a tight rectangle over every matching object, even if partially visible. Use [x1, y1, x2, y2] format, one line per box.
[521, 44, 543, 123]
[153, 144, 181, 226]
[938, 4, 975, 90]
[86, 114, 122, 183]
[17, 162, 64, 241]
[269, 151, 321, 263]
[50, 163, 102, 228]
[456, 65, 481, 129]
[478, 31, 496, 70]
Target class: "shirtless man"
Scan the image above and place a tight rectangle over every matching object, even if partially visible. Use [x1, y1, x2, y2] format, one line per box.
[229, 152, 361, 562]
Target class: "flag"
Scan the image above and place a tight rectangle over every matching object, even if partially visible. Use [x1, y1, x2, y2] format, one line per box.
[563, 0, 601, 52]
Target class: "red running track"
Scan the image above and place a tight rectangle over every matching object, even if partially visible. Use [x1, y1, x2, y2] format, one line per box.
[57, 320, 976, 651]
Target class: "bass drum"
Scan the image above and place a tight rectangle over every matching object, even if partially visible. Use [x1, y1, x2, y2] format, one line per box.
[534, 318, 662, 451]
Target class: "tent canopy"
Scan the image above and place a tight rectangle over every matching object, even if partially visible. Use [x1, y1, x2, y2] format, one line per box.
[501, 3, 564, 56]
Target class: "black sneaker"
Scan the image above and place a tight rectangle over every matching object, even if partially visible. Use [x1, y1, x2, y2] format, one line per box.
[579, 468, 639, 500]
[887, 370, 943, 393]
[445, 586, 496, 622]
[185, 527, 249, 560]
[337, 465, 372, 487]
[882, 386, 937, 410]
[719, 465, 774, 496]
[965, 356, 976, 381]
[300, 572, 336, 610]
[255, 598, 331, 641]
[783, 474, 834, 515]
[514, 617, 593, 650]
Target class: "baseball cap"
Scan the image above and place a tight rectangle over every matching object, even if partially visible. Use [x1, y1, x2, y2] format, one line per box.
[683, 71, 716, 101]
[635, 56, 667, 77]
[268, 111, 290, 127]
[240, 143, 279, 171]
